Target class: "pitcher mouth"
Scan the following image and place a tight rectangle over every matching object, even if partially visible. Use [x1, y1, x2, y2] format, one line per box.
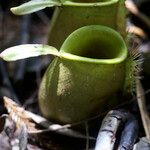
[63, 0, 118, 6]
[60, 25, 127, 64]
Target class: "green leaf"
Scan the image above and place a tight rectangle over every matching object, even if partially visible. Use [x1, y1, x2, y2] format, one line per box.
[0, 44, 60, 61]
[10, 0, 61, 15]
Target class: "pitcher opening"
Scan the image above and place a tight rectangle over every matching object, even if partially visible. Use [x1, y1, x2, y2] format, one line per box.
[60, 25, 127, 61]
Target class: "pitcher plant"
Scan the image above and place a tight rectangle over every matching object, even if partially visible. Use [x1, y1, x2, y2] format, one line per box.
[0, 25, 136, 124]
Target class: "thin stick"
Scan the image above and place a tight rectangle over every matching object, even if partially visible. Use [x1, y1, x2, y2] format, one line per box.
[85, 122, 89, 150]
[136, 79, 150, 140]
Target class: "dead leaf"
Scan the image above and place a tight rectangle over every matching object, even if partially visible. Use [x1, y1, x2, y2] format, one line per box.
[3, 96, 37, 133]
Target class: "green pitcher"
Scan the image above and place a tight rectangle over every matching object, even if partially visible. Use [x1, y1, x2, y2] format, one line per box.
[11, 0, 126, 49]
[39, 25, 129, 124]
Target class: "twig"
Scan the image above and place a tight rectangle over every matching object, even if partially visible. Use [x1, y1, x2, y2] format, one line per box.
[136, 79, 150, 140]
[85, 122, 89, 150]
